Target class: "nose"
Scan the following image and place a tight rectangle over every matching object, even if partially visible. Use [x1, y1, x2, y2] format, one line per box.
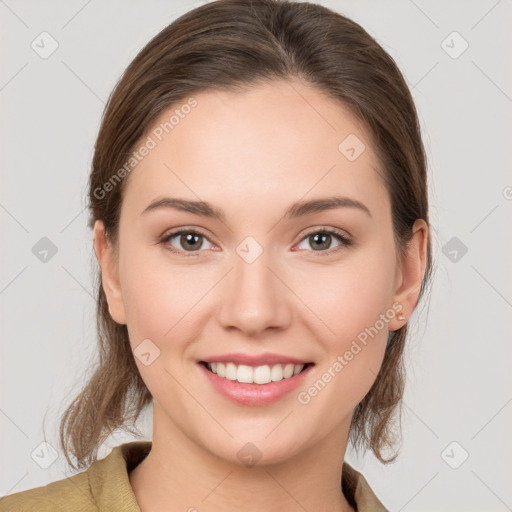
[217, 249, 292, 337]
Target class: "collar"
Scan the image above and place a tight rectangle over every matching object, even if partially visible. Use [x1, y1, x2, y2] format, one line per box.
[89, 441, 388, 511]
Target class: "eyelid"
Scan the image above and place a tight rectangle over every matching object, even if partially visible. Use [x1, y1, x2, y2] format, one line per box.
[293, 226, 352, 256]
[160, 225, 352, 257]
[297, 225, 352, 242]
[161, 226, 212, 241]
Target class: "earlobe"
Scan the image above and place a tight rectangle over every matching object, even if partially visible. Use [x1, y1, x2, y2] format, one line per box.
[93, 220, 127, 325]
[389, 219, 429, 331]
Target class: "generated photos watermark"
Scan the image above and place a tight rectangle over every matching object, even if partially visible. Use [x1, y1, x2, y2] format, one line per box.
[297, 301, 403, 405]
[93, 97, 198, 200]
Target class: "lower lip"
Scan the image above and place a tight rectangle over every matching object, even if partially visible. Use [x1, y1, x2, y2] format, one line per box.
[198, 363, 313, 406]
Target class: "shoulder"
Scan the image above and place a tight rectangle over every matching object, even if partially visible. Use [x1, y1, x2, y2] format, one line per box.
[0, 441, 151, 512]
[342, 461, 390, 512]
[0, 470, 94, 512]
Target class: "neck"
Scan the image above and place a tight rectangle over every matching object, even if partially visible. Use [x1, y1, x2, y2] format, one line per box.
[129, 403, 355, 512]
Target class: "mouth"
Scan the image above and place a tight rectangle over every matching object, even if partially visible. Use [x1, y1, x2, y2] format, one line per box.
[199, 360, 314, 385]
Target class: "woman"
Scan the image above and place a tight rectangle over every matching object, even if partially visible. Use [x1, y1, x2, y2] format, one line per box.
[0, 0, 432, 510]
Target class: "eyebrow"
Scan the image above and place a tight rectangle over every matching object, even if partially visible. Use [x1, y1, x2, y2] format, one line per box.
[141, 195, 372, 220]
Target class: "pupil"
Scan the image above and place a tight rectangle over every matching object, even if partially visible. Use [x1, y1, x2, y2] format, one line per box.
[312, 233, 330, 250]
[182, 233, 201, 250]
[179, 233, 332, 252]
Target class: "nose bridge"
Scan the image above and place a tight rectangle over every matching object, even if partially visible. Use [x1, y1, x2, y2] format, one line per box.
[217, 239, 291, 335]
[233, 233, 275, 291]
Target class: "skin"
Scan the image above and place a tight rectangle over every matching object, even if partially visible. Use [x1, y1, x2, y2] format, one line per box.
[94, 78, 428, 512]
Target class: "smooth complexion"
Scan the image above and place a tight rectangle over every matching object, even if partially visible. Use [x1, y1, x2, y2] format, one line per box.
[94, 79, 428, 512]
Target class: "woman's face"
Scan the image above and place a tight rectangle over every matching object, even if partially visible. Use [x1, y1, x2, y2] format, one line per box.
[96, 79, 420, 465]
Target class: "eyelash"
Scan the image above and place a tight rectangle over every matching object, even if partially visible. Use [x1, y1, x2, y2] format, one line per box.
[160, 227, 352, 258]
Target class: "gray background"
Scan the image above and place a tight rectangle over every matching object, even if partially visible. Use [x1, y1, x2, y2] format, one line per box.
[1, 1, 511, 510]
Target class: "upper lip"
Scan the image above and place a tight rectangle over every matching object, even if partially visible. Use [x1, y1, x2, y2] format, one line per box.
[199, 352, 313, 366]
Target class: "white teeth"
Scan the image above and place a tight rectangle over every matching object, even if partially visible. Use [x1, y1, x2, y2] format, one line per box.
[283, 363, 295, 379]
[253, 365, 272, 384]
[216, 362, 226, 378]
[271, 364, 283, 382]
[225, 362, 237, 380]
[237, 364, 254, 383]
[293, 364, 304, 376]
[205, 361, 308, 384]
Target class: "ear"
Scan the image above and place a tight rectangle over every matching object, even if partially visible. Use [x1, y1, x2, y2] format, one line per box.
[93, 220, 127, 325]
[388, 219, 429, 331]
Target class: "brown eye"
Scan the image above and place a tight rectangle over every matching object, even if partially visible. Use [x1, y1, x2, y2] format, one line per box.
[161, 230, 214, 255]
[296, 229, 351, 254]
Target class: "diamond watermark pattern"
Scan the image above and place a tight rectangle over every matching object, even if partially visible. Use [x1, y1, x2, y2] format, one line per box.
[31, 441, 59, 469]
[441, 441, 469, 469]
[441, 31, 469, 59]
[32, 237, 58, 263]
[442, 236, 468, 263]
[236, 236, 263, 264]
[133, 338, 161, 366]
[31, 31, 59, 59]
[338, 134, 366, 162]
[237, 442, 262, 467]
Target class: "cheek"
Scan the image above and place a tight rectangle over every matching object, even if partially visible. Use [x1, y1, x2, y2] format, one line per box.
[294, 260, 394, 419]
[121, 235, 397, 345]
[297, 246, 397, 345]
[292, 242, 396, 403]
[119, 252, 211, 397]
[119, 245, 207, 347]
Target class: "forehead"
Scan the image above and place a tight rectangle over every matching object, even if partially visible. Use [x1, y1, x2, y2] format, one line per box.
[122, 79, 388, 218]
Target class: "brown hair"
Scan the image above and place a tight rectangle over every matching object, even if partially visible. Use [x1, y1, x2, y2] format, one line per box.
[60, 0, 433, 470]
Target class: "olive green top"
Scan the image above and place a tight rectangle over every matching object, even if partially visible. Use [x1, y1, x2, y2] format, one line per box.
[0, 441, 388, 511]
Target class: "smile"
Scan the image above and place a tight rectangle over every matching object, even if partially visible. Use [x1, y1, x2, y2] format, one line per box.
[198, 360, 314, 406]
[202, 361, 312, 384]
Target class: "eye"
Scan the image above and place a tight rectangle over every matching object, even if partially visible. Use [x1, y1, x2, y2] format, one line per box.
[160, 227, 352, 258]
[295, 228, 352, 255]
[160, 229, 214, 256]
